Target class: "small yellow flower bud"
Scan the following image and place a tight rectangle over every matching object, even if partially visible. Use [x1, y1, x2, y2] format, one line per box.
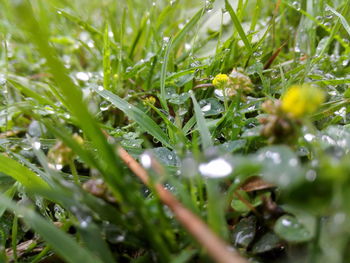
[281, 84, 325, 118]
[143, 96, 156, 105]
[212, 73, 229, 88]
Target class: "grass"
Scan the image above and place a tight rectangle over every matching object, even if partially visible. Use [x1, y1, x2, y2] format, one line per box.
[0, 0, 350, 262]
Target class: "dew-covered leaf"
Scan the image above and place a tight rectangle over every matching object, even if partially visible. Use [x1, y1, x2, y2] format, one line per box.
[252, 232, 282, 254]
[256, 146, 304, 189]
[274, 215, 313, 243]
[199, 98, 224, 116]
[232, 216, 257, 248]
[149, 147, 179, 167]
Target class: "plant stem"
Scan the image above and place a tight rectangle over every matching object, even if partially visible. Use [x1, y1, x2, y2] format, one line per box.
[69, 160, 79, 185]
[310, 216, 322, 263]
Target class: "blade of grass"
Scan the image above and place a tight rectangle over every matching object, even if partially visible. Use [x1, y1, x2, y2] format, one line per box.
[11, 215, 18, 263]
[160, 37, 172, 112]
[225, 0, 252, 54]
[190, 93, 213, 149]
[172, 8, 204, 49]
[0, 155, 50, 190]
[0, 194, 105, 263]
[93, 87, 171, 148]
[103, 23, 111, 91]
[326, 4, 350, 37]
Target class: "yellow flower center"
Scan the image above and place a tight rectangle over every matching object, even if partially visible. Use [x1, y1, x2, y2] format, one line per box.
[281, 84, 325, 118]
[212, 73, 229, 88]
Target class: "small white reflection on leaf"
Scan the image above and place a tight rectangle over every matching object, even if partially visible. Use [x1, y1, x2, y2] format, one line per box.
[199, 158, 233, 178]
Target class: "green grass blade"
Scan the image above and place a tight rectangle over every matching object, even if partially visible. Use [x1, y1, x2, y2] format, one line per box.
[103, 23, 112, 91]
[0, 155, 50, 190]
[160, 37, 172, 112]
[94, 87, 171, 148]
[0, 194, 104, 263]
[225, 0, 252, 53]
[172, 8, 204, 48]
[190, 92, 213, 149]
[326, 4, 350, 37]
[78, 223, 117, 263]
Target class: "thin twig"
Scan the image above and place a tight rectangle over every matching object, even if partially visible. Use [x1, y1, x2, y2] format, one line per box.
[117, 147, 248, 263]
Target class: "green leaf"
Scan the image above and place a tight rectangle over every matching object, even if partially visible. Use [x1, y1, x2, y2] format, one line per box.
[274, 215, 313, 243]
[199, 98, 224, 117]
[252, 232, 282, 254]
[256, 146, 304, 189]
[149, 147, 179, 167]
[0, 194, 104, 263]
[232, 216, 257, 248]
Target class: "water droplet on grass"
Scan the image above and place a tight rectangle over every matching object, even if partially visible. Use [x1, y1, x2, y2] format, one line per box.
[199, 158, 233, 178]
[99, 101, 110, 111]
[292, 1, 301, 10]
[140, 153, 152, 169]
[184, 43, 192, 51]
[48, 163, 63, 171]
[76, 72, 90, 82]
[0, 75, 6, 86]
[32, 141, 41, 150]
[304, 133, 315, 142]
[201, 104, 211, 112]
[305, 170, 317, 181]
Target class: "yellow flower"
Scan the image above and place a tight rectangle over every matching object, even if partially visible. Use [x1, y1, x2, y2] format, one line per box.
[143, 96, 156, 105]
[281, 84, 325, 118]
[212, 73, 229, 88]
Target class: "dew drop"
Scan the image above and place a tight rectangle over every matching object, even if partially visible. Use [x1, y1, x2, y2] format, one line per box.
[304, 133, 315, 142]
[292, 1, 301, 10]
[199, 158, 233, 178]
[305, 170, 317, 181]
[281, 218, 292, 226]
[140, 153, 152, 169]
[48, 163, 63, 171]
[99, 101, 110, 111]
[76, 72, 90, 82]
[32, 141, 41, 150]
[201, 104, 211, 112]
